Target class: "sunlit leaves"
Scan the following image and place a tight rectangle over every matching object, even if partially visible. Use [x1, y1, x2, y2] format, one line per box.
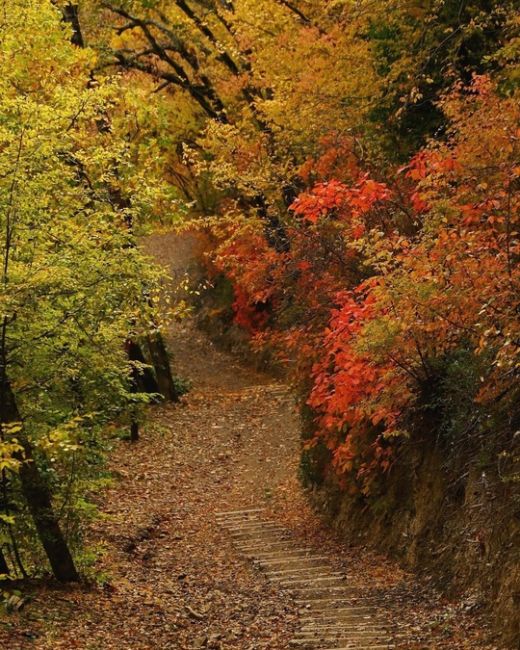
[0, 0, 163, 568]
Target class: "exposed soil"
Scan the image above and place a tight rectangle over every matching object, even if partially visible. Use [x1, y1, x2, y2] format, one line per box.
[0, 231, 501, 649]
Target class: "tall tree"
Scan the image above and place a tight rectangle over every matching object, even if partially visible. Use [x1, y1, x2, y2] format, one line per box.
[0, 0, 159, 579]
[60, 1, 179, 407]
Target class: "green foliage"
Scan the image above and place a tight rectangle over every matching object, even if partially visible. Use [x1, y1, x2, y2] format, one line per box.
[0, 0, 165, 579]
[171, 375, 192, 398]
[299, 403, 331, 488]
[366, 0, 518, 154]
[425, 348, 485, 443]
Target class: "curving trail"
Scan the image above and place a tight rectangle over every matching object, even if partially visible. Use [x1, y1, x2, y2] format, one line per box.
[1, 232, 496, 650]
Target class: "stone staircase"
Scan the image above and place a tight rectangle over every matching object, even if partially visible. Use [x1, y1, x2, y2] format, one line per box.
[216, 508, 401, 650]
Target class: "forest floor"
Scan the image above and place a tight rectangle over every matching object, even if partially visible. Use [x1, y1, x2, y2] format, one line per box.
[0, 232, 500, 649]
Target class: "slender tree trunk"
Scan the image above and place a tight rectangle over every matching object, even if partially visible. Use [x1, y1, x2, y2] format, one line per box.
[62, 3, 84, 47]
[0, 547, 9, 576]
[1, 468, 27, 578]
[146, 331, 180, 403]
[130, 419, 139, 442]
[127, 339, 160, 396]
[126, 342, 142, 442]
[0, 451, 13, 578]
[63, 6, 178, 405]
[0, 375, 79, 583]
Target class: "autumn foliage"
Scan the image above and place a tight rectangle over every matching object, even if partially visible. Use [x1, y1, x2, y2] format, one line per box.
[1, 0, 518, 587]
[213, 76, 520, 492]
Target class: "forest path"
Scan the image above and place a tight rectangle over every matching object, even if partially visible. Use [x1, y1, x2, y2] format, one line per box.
[2, 232, 495, 649]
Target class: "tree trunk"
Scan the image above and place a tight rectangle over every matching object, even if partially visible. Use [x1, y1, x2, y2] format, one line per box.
[130, 419, 139, 442]
[62, 6, 177, 405]
[127, 339, 160, 397]
[0, 375, 79, 583]
[0, 547, 9, 576]
[62, 3, 84, 47]
[146, 332, 180, 402]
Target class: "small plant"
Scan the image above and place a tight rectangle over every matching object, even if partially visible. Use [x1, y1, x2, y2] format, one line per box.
[172, 375, 192, 398]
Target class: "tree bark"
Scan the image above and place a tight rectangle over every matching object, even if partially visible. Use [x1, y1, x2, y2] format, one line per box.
[127, 339, 160, 396]
[62, 3, 85, 47]
[0, 374, 79, 583]
[146, 332, 180, 403]
[0, 547, 9, 576]
[130, 419, 139, 442]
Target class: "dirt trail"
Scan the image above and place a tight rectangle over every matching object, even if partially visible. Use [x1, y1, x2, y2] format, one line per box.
[0, 232, 497, 649]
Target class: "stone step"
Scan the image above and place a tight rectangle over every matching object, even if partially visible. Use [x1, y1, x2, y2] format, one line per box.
[255, 555, 329, 567]
[240, 544, 313, 555]
[266, 565, 332, 576]
[301, 615, 392, 624]
[230, 529, 292, 539]
[289, 586, 353, 597]
[278, 576, 348, 588]
[215, 508, 264, 517]
[217, 511, 401, 650]
[223, 524, 284, 534]
[297, 628, 391, 637]
[299, 603, 380, 611]
[224, 521, 284, 531]
[300, 615, 384, 624]
[307, 643, 395, 650]
[290, 639, 394, 648]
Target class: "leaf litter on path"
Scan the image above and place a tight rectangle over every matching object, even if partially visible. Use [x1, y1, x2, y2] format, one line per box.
[0, 231, 500, 650]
